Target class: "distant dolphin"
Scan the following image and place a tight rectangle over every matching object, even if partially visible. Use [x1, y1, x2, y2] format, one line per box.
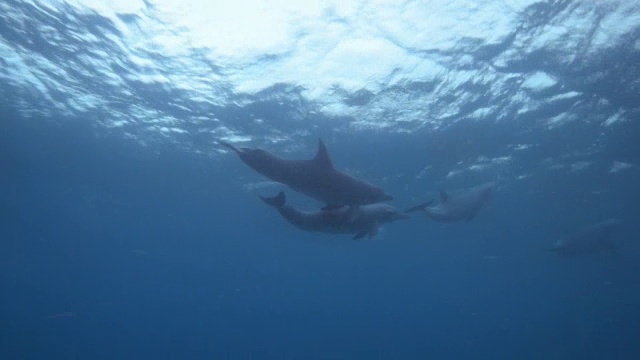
[220, 139, 393, 209]
[260, 192, 430, 240]
[407, 182, 494, 222]
[546, 219, 622, 257]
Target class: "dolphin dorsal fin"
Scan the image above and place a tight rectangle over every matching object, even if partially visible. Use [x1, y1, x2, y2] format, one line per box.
[313, 139, 334, 169]
[439, 191, 450, 202]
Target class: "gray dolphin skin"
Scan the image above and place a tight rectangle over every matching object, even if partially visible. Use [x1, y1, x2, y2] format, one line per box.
[407, 182, 494, 222]
[260, 192, 429, 240]
[546, 219, 622, 257]
[220, 139, 393, 209]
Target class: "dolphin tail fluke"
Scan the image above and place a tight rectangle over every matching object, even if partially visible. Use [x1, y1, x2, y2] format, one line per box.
[403, 199, 434, 214]
[260, 192, 286, 208]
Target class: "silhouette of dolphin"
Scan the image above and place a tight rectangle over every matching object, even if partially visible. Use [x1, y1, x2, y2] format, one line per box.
[546, 219, 622, 257]
[220, 139, 392, 209]
[406, 182, 494, 222]
[260, 192, 430, 240]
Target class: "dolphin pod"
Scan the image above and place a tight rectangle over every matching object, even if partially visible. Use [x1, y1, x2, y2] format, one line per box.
[222, 139, 622, 254]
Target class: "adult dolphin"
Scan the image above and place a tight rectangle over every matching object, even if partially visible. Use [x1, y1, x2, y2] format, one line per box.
[546, 219, 622, 257]
[220, 139, 392, 209]
[260, 192, 430, 240]
[406, 182, 494, 222]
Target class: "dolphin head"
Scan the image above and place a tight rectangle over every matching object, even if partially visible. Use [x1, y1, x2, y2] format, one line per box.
[362, 188, 393, 204]
[238, 147, 267, 160]
[235, 147, 279, 174]
[220, 142, 272, 168]
[380, 192, 394, 202]
[372, 204, 409, 223]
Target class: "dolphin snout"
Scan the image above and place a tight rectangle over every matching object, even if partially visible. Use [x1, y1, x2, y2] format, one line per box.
[219, 141, 241, 154]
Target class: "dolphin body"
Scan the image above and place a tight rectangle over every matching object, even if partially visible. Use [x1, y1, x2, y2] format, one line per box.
[407, 182, 494, 222]
[260, 192, 430, 240]
[546, 219, 622, 257]
[220, 140, 393, 209]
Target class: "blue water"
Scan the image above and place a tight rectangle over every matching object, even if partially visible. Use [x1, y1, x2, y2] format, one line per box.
[2, 1, 640, 359]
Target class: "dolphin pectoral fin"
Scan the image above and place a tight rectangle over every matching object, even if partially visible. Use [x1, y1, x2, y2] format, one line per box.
[403, 199, 434, 213]
[260, 191, 286, 207]
[368, 223, 379, 239]
[439, 191, 450, 202]
[353, 231, 368, 240]
[346, 205, 360, 222]
[352, 223, 379, 240]
[313, 139, 334, 169]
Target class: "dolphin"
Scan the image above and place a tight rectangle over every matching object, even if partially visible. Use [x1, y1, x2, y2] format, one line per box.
[220, 139, 393, 209]
[546, 218, 622, 257]
[260, 192, 431, 240]
[406, 182, 494, 222]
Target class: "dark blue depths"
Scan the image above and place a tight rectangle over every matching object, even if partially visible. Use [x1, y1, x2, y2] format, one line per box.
[2, 113, 640, 360]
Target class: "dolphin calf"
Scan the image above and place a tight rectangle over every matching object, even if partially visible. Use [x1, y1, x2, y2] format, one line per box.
[407, 182, 494, 222]
[260, 192, 430, 240]
[546, 219, 622, 257]
[220, 139, 392, 209]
